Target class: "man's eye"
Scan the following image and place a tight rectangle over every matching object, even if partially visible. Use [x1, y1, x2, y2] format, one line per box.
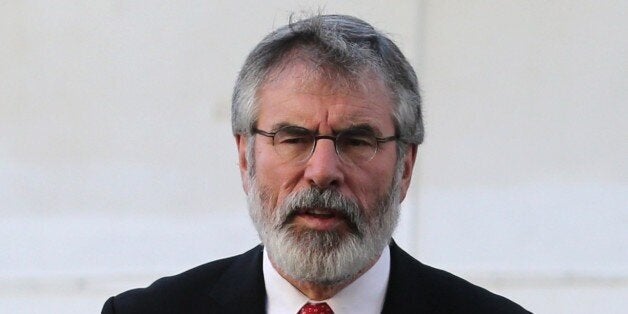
[278, 136, 310, 144]
[343, 136, 375, 147]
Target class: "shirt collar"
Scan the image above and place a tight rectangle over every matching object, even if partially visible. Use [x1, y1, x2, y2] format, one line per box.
[263, 245, 390, 314]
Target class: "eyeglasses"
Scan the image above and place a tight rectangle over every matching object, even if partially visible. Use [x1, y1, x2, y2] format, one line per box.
[252, 125, 398, 164]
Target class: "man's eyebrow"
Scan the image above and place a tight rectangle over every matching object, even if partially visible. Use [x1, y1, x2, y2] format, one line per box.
[343, 123, 380, 135]
[270, 122, 304, 132]
[266, 122, 381, 135]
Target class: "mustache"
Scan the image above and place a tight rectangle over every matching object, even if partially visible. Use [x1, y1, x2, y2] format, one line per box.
[277, 188, 363, 235]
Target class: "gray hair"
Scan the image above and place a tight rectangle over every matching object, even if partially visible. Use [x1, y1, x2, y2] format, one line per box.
[231, 14, 424, 147]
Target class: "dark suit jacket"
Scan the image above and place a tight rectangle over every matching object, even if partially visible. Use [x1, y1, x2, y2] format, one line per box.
[102, 242, 531, 313]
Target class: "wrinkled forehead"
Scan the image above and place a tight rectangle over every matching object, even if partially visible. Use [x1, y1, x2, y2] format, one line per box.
[259, 47, 392, 100]
[255, 57, 396, 135]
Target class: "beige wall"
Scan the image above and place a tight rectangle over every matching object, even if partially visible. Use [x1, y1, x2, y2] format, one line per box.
[1, 1, 626, 312]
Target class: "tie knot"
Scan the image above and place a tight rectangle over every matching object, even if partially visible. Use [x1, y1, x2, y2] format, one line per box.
[299, 302, 334, 314]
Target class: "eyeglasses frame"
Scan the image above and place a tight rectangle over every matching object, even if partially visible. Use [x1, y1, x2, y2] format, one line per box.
[251, 126, 398, 163]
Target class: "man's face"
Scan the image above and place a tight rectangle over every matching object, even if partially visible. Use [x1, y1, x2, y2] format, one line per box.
[236, 61, 416, 284]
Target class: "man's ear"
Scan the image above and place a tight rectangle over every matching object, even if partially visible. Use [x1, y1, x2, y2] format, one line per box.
[399, 144, 418, 202]
[235, 134, 250, 194]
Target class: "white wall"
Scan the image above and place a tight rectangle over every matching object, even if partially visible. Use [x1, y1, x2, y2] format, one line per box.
[413, 2, 627, 312]
[1, 1, 625, 313]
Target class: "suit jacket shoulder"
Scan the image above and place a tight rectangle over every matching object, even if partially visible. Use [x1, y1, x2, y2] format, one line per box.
[102, 245, 266, 314]
[382, 242, 531, 313]
[103, 243, 531, 314]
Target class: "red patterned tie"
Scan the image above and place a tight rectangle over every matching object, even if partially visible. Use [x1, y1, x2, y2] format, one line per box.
[298, 302, 334, 314]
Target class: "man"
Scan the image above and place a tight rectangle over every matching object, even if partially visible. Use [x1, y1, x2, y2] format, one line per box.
[103, 15, 530, 313]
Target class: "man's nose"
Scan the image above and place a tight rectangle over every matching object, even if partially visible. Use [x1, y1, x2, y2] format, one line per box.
[303, 138, 344, 189]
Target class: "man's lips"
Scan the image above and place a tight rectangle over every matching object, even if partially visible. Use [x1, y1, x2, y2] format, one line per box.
[297, 208, 340, 219]
[291, 207, 347, 231]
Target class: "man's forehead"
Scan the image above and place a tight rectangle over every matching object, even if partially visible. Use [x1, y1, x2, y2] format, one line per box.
[257, 78, 394, 135]
[260, 53, 391, 98]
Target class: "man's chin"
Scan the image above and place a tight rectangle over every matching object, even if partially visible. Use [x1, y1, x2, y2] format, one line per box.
[265, 229, 367, 284]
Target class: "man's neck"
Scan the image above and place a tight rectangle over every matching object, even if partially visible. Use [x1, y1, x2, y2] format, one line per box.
[269, 255, 381, 300]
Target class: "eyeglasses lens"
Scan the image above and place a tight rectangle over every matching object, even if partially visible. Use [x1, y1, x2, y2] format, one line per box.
[272, 128, 378, 163]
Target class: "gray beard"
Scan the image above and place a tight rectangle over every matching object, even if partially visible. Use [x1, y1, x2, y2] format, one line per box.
[246, 163, 403, 286]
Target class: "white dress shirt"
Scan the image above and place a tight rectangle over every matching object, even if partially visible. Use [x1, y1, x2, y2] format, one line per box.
[263, 246, 390, 314]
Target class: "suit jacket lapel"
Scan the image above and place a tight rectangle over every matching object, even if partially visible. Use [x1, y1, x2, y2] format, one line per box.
[382, 241, 432, 313]
[208, 245, 267, 313]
